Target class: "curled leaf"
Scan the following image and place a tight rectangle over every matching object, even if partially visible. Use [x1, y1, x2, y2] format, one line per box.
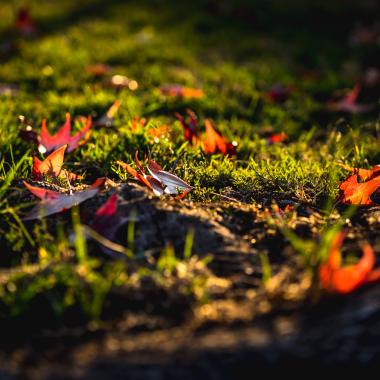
[320, 231, 379, 294]
[118, 152, 192, 198]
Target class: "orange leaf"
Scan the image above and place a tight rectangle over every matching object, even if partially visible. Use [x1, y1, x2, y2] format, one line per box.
[319, 232, 379, 294]
[161, 85, 204, 99]
[203, 119, 236, 155]
[339, 174, 380, 205]
[32, 145, 82, 181]
[338, 163, 380, 181]
[117, 160, 154, 192]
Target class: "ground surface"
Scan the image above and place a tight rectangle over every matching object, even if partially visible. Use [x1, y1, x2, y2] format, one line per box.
[0, 0, 380, 378]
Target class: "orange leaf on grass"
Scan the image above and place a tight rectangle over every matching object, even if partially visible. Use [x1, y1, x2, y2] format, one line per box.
[175, 110, 237, 155]
[130, 115, 169, 138]
[161, 85, 204, 99]
[32, 145, 82, 181]
[338, 164, 380, 205]
[39, 113, 93, 153]
[203, 119, 237, 155]
[320, 231, 379, 294]
[337, 163, 380, 181]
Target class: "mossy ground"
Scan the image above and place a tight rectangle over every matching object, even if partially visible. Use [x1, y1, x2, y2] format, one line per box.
[0, 0, 380, 377]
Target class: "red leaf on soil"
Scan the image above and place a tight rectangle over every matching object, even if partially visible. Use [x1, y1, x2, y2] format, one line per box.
[328, 84, 373, 114]
[39, 113, 93, 153]
[32, 144, 82, 181]
[319, 231, 379, 294]
[23, 178, 105, 220]
[338, 164, 380, 205]
[161, 85, 204, 99]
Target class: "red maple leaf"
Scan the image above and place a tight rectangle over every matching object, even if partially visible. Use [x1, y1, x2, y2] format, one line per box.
[39, 113, 92, 153]
[23, 178, 105, 220]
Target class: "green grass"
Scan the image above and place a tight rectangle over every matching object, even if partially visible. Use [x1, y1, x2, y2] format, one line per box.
[0, 0, 379, 329]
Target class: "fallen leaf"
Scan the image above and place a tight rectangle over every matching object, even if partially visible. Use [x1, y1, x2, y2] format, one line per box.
[203, 119, 237, 155]
[131, 116, 147, 132]
[338, 163, 380, 181]
[266, 132, 288, 145]
[118, 151, 192, 197]
[147, 159, 193, 194]
[160, 84, 204, 99]
[175, 110, 237, 155]
[338, 164, 380, 205]
[39, 113, 93, 153]
[328, 84, 373, 114]
[130, 116, 169, 138]
[320, 231, 379, 294]
[174, 110, 199, 145]
[23, 178, 105, 220]
[33, 145, 82, 181]
[91, 193, 129, 250]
